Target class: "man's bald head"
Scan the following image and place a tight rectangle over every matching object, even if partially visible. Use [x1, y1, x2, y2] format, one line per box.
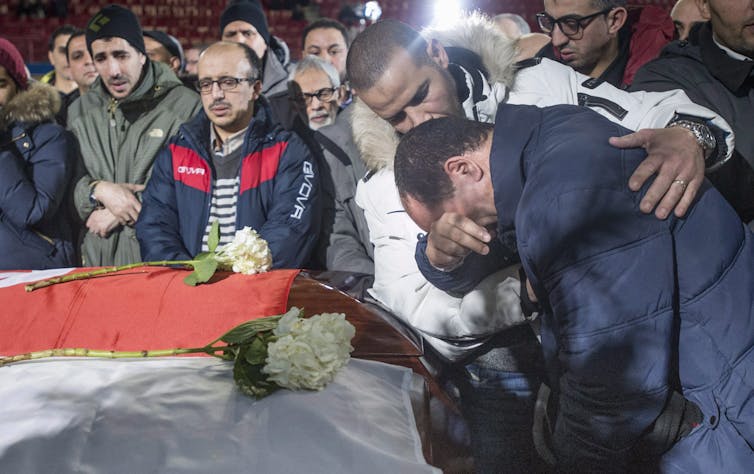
[671, 0, 708, 40]
[200, 41, 262, 76]
[346, 20, 430, 92]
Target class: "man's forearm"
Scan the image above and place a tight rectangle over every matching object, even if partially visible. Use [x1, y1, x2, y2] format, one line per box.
[415, 236, 517, 294]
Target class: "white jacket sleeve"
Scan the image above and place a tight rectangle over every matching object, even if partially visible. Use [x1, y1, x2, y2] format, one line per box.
[354, 169, 527, 361]
[508, 58, 734, 161]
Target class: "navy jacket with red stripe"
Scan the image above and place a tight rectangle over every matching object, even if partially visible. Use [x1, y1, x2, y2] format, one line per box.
[136, 100, 320, 268]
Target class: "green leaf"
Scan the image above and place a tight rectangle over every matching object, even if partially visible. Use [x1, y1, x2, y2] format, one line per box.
[207, 221, 220, 253]
[194, 251, 212, 260]
[182, 257, 218, 286]
[245, 336, 268, 365]
[183, 271, 199, 286]
[219, 316, 282, 344]
[195, 257, 218, 282]
[233, 344, 278, 399]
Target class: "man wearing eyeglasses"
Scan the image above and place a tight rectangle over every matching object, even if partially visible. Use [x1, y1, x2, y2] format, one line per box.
[290, 56, 373, 275]
[291, 56, 344, 131]
[68, 5, 201, 266]
[536, 0, 674, 88]
[346, 16, 735, 472]
[136, 42, 320, 269]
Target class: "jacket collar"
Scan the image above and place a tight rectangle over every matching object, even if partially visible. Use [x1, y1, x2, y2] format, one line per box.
[179, 96, 277, 160]
[261, 48, 289, 95]
[489, 104, 541, 236]
[696, 22, 754, 93]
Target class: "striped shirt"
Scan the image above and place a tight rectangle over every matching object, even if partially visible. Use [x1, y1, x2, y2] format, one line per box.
[201, 125, 248, 251]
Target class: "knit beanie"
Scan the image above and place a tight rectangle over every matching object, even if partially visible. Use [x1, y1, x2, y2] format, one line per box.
[219, 1, 271, 46]
[144, 30, 185, 70]
[0, 37, 29, 91]
[86, 5, 145, 56]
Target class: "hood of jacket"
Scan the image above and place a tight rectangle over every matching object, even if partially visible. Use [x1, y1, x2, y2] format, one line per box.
[0, 81, 61, 130]
[87, 60, 185, 107]
[352, 12, 519, 172]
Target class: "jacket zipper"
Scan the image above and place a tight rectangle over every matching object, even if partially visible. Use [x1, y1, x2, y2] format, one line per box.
[577, 93, 628, 120]
[108, 98, 118, 127]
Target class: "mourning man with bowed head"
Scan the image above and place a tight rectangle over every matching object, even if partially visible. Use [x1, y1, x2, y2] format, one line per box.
[137, 42, 320, 268]
[396, 109, 754, 473]
[346, 16, 735, 471]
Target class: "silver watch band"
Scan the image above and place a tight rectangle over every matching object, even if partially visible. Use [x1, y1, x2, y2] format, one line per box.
[668, 120, 717, 161]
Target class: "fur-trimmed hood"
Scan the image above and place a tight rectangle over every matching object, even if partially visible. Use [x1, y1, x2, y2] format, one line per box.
[352, 12, 519, 172]
[0, 81, 61, 131]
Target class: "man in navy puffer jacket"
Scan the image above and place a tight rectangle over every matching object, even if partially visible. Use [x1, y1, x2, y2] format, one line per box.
[396, 106, 754, 472]
[137, 42, 319, 268]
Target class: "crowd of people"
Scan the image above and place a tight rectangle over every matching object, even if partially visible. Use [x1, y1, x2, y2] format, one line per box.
[1, 0, 752, 472]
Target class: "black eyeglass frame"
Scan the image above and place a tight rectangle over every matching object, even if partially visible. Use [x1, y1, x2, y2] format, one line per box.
[536, 7, 614, 40]
[195, 76, 258, 94]
[296, 87, 339, 106]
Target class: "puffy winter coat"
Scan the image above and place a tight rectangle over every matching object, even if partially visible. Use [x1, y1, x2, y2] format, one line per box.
[136, 99, 320, 269]
[417, 104, 754, 472]
[0, 82, 76, 269]
[352, 13, 733, 360]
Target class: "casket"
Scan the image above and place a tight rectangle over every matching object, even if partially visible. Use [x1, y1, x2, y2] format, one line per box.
[0, 268, 471, 473]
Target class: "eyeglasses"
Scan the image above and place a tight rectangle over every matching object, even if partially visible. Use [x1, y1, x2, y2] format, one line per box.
[536, 8, 613, 40]
[195, 76, 257, 94]
[297, 87, 338, 105]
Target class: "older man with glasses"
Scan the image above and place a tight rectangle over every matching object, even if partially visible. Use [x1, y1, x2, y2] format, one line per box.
[290, 56, 345, 131]
[536, 0, 675, 88]
[289, 55, 374, 275]
[137, 41, 321, 269]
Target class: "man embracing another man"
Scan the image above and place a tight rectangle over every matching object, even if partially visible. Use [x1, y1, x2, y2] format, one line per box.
[395, 106, 754, 472]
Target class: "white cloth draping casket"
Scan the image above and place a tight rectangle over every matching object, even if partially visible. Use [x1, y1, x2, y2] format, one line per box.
[0, 357, 440, 473]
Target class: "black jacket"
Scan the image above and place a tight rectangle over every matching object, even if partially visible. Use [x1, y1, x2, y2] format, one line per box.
[632, 22, 754, 223]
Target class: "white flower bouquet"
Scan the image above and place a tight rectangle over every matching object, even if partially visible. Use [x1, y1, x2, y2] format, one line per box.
[0, 307, 356, 399]
[25, 222, 271, 291]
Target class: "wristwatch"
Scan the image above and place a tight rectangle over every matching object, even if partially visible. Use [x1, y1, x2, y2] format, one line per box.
[669, 120, 716, 161]
[88, 180, 103, 209]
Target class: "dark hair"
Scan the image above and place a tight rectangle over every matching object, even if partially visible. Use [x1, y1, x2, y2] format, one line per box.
[395, 117, 493, 207]
[49, 24, 78, 52]
[65, 29, 86, 60]
[302, 18, 349, 50]
[347, 19, 430, 91]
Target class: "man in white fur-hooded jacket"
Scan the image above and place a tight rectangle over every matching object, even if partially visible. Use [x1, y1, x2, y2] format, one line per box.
[345, 14, 735, 473]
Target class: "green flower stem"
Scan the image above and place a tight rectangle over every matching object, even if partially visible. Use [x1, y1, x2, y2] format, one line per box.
[0, 344, 231, 368]
[24, 260, 197, 292]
